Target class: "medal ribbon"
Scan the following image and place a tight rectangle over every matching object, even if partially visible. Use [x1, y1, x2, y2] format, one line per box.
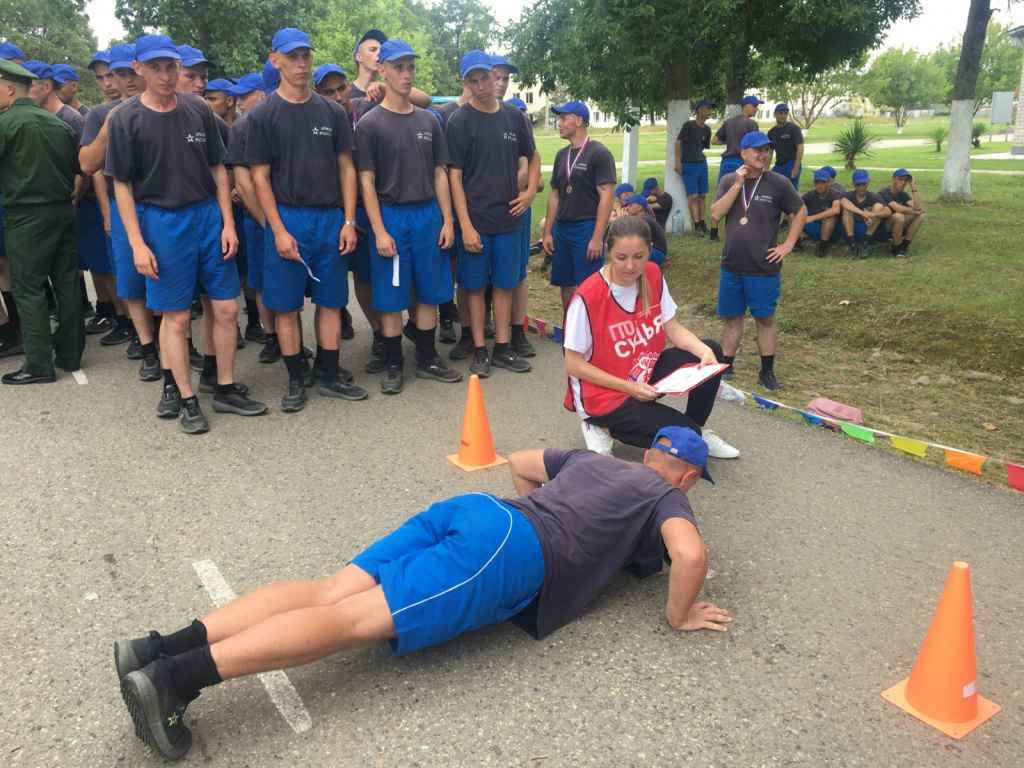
[565, 136, 591, 187]
[740, 172, 763, 216]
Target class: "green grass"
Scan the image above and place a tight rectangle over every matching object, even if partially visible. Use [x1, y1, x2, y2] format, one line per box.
[810, 143, 1021, 172]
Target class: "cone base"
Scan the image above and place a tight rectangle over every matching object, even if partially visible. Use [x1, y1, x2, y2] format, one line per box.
[881, 677, 1001, 739]
[446, 452, 508, 472]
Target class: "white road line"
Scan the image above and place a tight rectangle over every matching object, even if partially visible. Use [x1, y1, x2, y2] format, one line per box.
[192, 560, 313, 734]
[71, 370, 88, 385]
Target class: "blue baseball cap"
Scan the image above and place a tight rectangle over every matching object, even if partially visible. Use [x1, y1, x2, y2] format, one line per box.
[313, 63, 347, 86]
[177, 45, 214, 68]
[353, 29, 387, 62]
[813, 169, 831, 182]
[741, 95, 763, 107]
[614, 183, 634, 197]
[892, 168, 912, 178]
[205, 78, 235, 93]
[506, 97, 527, 110]
[109, 44, 136, 71]
[261, 59, 280, 93]
[460, 49, 492, 78]
[226, 72, 265, 97]
[774, 102, 789, 112]
[52, 63, 79, 82]
[135, 35, 180, 63]
[695, 99, 716, 108]
[552, 100, 589, 125]
[272, 28, 314, 54]
[378, 39, 419, 63]
[21, 60, 57, 80]
[852, 169, 870, 184]
[820, 165, 837, 179]
[0, 42, 25, 61]
[641, 177, 658, 196]
[489, 54, 518, 74]
[651, 427, 714, 484]
[88, 50, 110, 70]
[624, 194, 648, 208]
[739, 131, 774, 150]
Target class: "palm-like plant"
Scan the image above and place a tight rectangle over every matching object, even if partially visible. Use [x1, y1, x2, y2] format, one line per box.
[971, 121, 987, 149]
[831, 120, 882, 170]
[928, 125, 949, 152]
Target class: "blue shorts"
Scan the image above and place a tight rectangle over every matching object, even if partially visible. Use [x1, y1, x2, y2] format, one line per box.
[263, 205, 346, 312]
[519, 207, 532, 281]
[76, 198, 113, 275]
[772, 161, 801, 191]
[351, 493, 545, 656]
[244, 217, 265, 292]
[650, 248, 666, 266]
[370, 200, 453, 313]
[456, 229, 521, 291]
[717, 156, 743, 189]
[348, 206, 371, 284]
[682, 161, 709, 196]
[717, 268, 781, 318]
[550, 219, 604, 288]
[110, 201, 146, 300]
[803, 221, 841, 242]
[850, 221, 892, 243]
[232, 204, 247, 279]
[138, 197, 240, 312]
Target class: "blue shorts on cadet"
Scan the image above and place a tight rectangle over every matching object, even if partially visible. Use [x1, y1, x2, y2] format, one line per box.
[244, 216, 265, 292]
[369, 200, 453, 313]
[681, 160, 709, 196]
[76, 198, 114, 275]
[347, 206, 371, 284]
[519, 207, 532, 281]
[803, 221, 842, 242]
[456, 229, 521, 291]
[717, 156, 743, 189]
[650, 249, 666, 266]
[772, 160, 801, 191]
[262, 205, 346, 313]
[550, 218, 604, 288]
[717, 268, 781, 318]
[850, 221, 892, 243]
[138, 197, 240, 312]
[110, 201, 147, 300]
[350, 492, 545, 655]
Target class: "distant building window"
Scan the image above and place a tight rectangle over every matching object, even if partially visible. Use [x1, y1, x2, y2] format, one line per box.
[594, 112, 601, 123]
[526, 92, 534, 104]
[513, 92, 521, 100]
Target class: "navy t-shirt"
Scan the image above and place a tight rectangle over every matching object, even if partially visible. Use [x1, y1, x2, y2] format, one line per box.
[214, 114, 230, 163]
[715, 115, 758, 159]
[767, 122, 803, 166]
[56, 104, 85, 141]
[677, 119, 711, 163]
[878, 187, 911, 207]
[550, 140, 616, 222]
[801, 188, 840, 217]
[81, 99, 121, 201]
[844, 190, 885, 212]
[354, 105, 450, 206]
[713, 169, 803, 276]
[244, 91, 354, 208]
[445, 101, 535, 234]
[433, 100, 463, 132]
[106, 92, 225, 208]
[226, 111, 250, 169]
[642, 212, 668, 254]
[505, 450, 697, 640]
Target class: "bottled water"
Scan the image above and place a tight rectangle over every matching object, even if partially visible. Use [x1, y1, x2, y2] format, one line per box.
[717, 382, 747, 405]
[671, 209, 684, 237]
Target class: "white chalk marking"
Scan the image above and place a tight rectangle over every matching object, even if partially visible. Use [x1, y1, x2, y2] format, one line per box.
[72, 370, 88, 385]
[192, 560, 313, 733]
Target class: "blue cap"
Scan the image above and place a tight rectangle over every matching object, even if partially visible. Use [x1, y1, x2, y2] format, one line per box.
[313, 63, 347, 86]
[460, 49, 492, 78]
[813, 169, 831, 182]
[695, 99, 716, 108]
[109, 44, 136, 71]
[51, 63, 78, 83]
[506, 97, 527, 110]
[641, 177, 658, 196]
[852, 169, 870, 184]
[205, 78, 235, 93]
[272, 28, 314, 54]
[892, 168, 911, 178]
[135, 35, 180, 63]
[353, 29, 387, 62]
[21, 60, 57, 80]
[614, 183, 634, 197]
[88, 50, 110, 70]
[741, 95, 763, 107]
[176, 44, 214, 68]
[552, 100, 589, 125]
[378, 39, 419, 63]
[0, 42, 25, 61]
[774, 102, 789, 112]
[739, 131, 774, 150]
[489, 54, 518, 74]
[624, 194, 648, 208]
[226, 72, 266, 97]
[261, 59, 280, 93]
[821, 165, 837, 179]
[651, 427, 714, 484]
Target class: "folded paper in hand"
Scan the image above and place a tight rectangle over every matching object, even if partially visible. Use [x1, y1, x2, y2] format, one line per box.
[652, 363, 730, 396]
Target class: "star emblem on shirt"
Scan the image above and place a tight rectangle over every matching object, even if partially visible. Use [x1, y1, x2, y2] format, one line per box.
[185, 134, 195, 143]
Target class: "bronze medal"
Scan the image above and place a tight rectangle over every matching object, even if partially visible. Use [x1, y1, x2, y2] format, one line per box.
[740, 216, 748, 226]
[565, 185, 573, 194]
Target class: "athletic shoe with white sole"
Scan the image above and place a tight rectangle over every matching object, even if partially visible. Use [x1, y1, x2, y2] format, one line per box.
[702, 429, 740, 459]
[581, 421, 613, 455]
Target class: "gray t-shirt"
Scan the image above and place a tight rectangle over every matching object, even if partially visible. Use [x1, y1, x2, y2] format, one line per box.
[844, 190, 884, 213]
[106, 92, 225, 208]
[878, 187, 911, 207]
[226, 110, 250, 169]
[56, 104, 85, 141]
[77, 103, 91, 118]
[642, 212, 667, 254]
[715, 115, 758, 159]
[714, 169, 803, 276]
[354, 105, 451, 206]
[802, 188, 841, 217]
[677, 120, 711, 163]
[505, 449, 697, 640]
[550, 140, 617, 222]
[433, 100, 463, 131]
[81, 99, 121, 201]
[767, 123, 803, 166]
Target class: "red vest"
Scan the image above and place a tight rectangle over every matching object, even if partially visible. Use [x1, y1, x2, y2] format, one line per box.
[564, 261, 666, 417]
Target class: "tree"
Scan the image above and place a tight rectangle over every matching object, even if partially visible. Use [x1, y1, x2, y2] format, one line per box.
[932, 20, 1024, 115]
[861, 47, 947, 132]
[425, 0, 496, 94]
[762, 56, 866, 132]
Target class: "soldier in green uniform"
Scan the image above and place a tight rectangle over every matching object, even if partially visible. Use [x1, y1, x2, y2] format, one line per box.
[0, 58, 85, 384]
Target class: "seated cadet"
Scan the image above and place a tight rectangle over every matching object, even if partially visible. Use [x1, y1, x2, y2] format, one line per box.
[801, 169, 842, 258]
[878, 168, 924, 258]
[821, 165, 845, 196]
[839, 169, 891, 259]
[609, 182, 633, 222]
[641, 177, 673, 231]
[621, 194, 668, 265]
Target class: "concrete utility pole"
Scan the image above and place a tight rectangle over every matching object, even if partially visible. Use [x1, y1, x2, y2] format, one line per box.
[621, 97, 640, 187]
[1008, 25, 1024, 156]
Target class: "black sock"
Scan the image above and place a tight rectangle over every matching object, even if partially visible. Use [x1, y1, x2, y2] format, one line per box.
[474, 345, 487, 356]
[723, 355, 735, 367]
[314, 345, 324, 370]
[0, 322, 15, 342]
[900, 238, 911, 252]
[760, 354, 775, 374]
[460, 326, 472, 341]
[283, 353, 303, 384]
[244, 298, 259, 324]
[160, 619, 207, 656]
[115, 313, 132, 329]
[169, 645, 222, 701]
[181, 395, 198, 408]
[266, 331, 278, 344]
[141, 341, 157, 359]
[79, 275, 90, 307]
[511, 322, 526, 340]
[403, 318, 416, 336]
[384, 334, 403, 366]
[414, 327, 436, 361]
[214, 383, 234, 395]
[2, 291, 19, 330]
[439, 300, 455, 323]
[321, 347, 339, 381]
[153, 315, 162, 337]
[163, 368, 176, 387]
[96, 300, 115, 319]
[710, 227, 719, 237]
[202, 354, 217, 379]
[493, 341, 508, 354]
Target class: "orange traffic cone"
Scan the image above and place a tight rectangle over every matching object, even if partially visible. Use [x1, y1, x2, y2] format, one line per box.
[881, 562, 1001, 738]
[446, 375, 507, 472]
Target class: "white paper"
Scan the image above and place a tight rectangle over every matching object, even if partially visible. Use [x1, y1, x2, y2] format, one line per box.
[298, 256, 320, 283]
[652, 363, 730, 395]
[392, 253, 400, 287]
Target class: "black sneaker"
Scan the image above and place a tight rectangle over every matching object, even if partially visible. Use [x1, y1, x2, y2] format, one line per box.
[300, 358, 314, 387]
[138, 356, 161, 382]
[721, 368, 734, 381]
[416, 356, 463, 383]
[792, 237, 804, 253]
[114, 632, 162, 680]
[83, 302, 96, 319]
[235, 326, 245, 350]
[402, 320, 416, 344]
[539, 254, 553, 271]
[244, 324, 267, 343]
[364, 347, 388, 373]
[85, 315, 114, 335]
[857, 242, 869, 260]
[469, 349, 491, 377]
[449, 334, 474, 361]
[302, 344, 314, 359]
[156, 384, 181, 418]
[280, 381, 306, 412]
[812, 241, 826, 259]
[188, 347, 203, 372]
[708, 231, 720, 243]
[380, 364, 404, 394]
[120, 659, 193, 760]
[438, 318, 456, 344]
[179, 399, 209, 434]
[511, 334, 536, 358]
[483, 318, 495, 339]
[758, 370, 781, 391]
[259, 336, 281, 363]
[694, 224, 707, 238]
[213, 386, 268, 416]
[370, 333, 384, 357]
[100, 324, 133, 346]
[899, 243, 914, 258]
[341, 307, 354, 340]
[846, 243, 858, 259]
[491, 347, 531, 373]
[779, 219, 790, 232]
[190, 299, 203, 318]
[0, 333, 24, 359]
[198, 375, 249, 395]
[125, 336, 143, 360]
[311, 363, 354, 383]
[320, 377, 369, 401]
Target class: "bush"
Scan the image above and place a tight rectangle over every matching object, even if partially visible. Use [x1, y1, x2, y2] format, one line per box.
[972, 121, 987, 149]
[928, 125, 949, 152]
[831, 120, 882, 170]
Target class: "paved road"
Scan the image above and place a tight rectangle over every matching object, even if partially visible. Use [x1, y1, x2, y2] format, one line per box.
[2, 305, 1021, 766]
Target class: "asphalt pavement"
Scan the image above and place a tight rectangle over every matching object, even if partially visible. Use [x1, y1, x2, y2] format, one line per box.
[1, 301, 1021, 767]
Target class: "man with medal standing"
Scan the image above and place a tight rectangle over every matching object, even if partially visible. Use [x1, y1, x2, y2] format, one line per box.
[710, 131, 804, 392]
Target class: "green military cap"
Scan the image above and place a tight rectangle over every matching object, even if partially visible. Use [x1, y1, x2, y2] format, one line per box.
[0, 58, 38, 86]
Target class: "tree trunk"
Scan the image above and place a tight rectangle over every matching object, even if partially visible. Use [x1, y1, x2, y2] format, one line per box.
[622, 98, 640, 188]
[664, 47, 692, 231]
[940, 0, 994, 201]
[724, 15, 752, 118]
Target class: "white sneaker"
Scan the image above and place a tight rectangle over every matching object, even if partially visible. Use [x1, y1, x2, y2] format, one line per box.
[702, 429, 739, 459]
[717, 382, 747, 405]
[581, 421, 613, 455]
